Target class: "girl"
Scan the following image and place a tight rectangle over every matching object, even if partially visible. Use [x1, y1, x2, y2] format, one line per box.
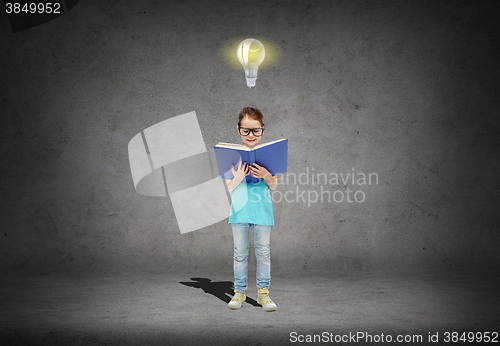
[225, 107, 278, 312]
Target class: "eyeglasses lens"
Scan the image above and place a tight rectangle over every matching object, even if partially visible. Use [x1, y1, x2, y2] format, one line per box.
[240, 128, 263, 136]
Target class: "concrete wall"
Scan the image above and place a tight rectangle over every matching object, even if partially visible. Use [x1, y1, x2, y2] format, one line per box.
[1, 0, 499, 274]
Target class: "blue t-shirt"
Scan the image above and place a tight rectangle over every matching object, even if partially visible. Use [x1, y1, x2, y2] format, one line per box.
[229, 179, 274, 225]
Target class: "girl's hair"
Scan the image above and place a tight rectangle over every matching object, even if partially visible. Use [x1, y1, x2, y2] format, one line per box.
[238, 107, 264, 126]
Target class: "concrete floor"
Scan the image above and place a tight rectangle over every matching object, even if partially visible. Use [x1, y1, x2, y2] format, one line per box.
[1, 270, 498, 345]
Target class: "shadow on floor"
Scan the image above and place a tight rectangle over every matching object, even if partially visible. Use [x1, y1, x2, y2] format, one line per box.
[179, 278, 260, 306]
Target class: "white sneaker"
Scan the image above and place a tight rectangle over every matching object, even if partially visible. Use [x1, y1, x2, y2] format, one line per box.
[258, 288, 277, 312]
[228, 290, 246, 309]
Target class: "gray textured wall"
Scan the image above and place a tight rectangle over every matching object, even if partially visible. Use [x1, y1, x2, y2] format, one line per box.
[1, 0, 499, 274]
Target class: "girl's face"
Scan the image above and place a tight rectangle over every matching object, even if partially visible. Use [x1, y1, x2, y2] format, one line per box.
[239, 116, 264, 149]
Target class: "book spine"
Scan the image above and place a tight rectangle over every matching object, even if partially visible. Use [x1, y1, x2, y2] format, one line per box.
[248, 150, 256, 183]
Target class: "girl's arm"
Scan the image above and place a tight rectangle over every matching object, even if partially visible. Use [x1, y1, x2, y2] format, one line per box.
[264, 174, 278, 190]
[225, 161, 250, 192]
[250, 163, 278, 190]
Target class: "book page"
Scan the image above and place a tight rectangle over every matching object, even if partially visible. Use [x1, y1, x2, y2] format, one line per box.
[215, 142, 250, 150]
[215, 138, 287, 151]
[253, 138, 287, 149]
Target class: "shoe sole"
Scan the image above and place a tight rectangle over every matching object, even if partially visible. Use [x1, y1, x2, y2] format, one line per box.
[258, 301, 277, 312]
[262, 305, 277, 312]
[228, 297, 246, 310]
[228, 301, 243, 310]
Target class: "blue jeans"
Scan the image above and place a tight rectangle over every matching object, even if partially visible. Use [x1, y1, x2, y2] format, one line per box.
[231, 223, 271, 293]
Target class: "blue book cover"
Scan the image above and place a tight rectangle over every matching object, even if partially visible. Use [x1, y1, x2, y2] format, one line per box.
[214, 138, 288, 183]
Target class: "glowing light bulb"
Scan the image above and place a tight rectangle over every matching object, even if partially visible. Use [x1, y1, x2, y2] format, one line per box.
[237, 38, 265, 88]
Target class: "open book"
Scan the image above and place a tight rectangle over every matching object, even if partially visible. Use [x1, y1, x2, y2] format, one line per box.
[214, 138, 288, 183]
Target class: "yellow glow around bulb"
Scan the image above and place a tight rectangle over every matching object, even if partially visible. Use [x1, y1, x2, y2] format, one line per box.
[221, 36, 280, 87]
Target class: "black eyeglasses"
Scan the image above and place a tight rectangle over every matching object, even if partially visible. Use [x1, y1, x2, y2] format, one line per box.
[238, 126, 265, 137]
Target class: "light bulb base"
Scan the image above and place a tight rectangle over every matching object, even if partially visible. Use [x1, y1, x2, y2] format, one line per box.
[246, 77, 257, 88]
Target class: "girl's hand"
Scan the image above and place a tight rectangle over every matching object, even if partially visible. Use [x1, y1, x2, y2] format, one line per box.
[231, 161, 250, 181]
[226, 162, 250, 192]
[250, 163, 271, 179]
[251, 163, 278, 190]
